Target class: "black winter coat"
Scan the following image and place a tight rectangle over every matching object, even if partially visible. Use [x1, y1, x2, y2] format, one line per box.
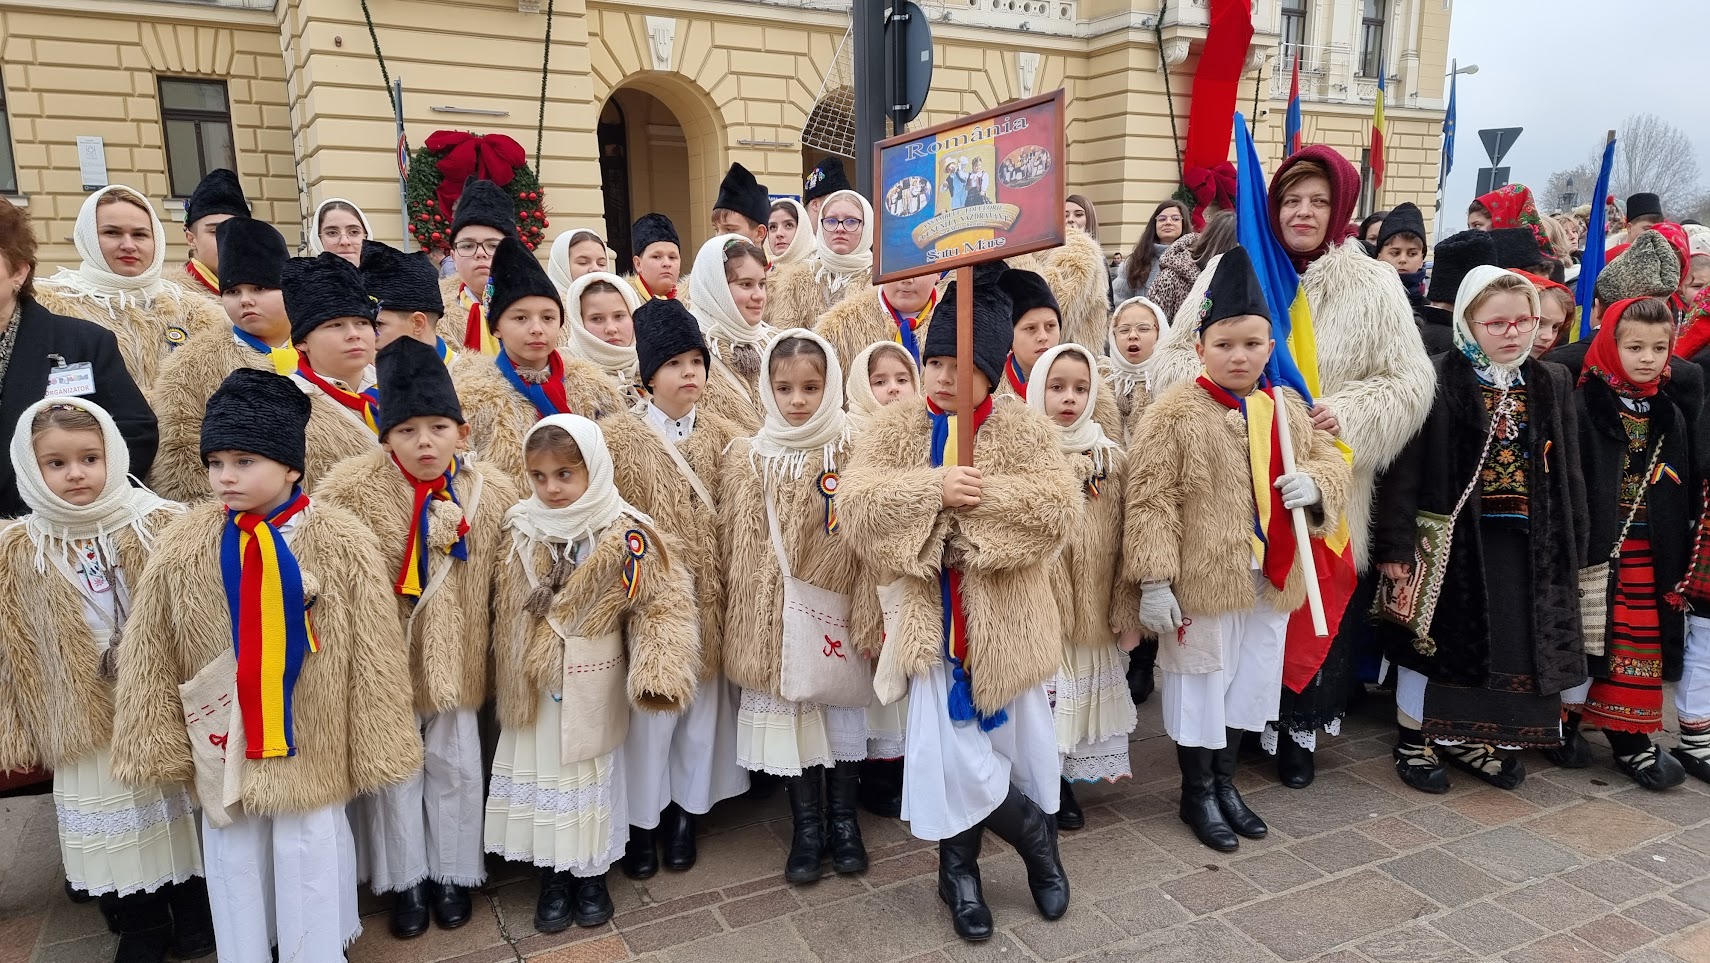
[1373, 353, 1588, 694]
[1414, 304, 1454, 358]
[0, 298, 157, 518]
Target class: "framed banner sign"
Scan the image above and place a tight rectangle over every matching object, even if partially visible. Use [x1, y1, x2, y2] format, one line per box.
[872, 89, 1066, 283]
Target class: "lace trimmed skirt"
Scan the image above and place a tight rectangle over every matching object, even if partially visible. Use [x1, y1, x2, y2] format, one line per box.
[1048, 643, 1136, 783]
[734, 688, 868, 776]
[53, 745, 203, 896]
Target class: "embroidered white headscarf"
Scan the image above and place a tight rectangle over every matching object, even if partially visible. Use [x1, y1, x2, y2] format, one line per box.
[843, 341, 918, 430]
[38, 186, 167, 314]
[1105, 295, 1172, 397]
[688, 234, 776, 353]
[563, 271, 642, 389]
[306, 198, 375, 256]
[812, 190, 875, 297]
[749, 328, 851, 481]
[1027, 343, 1118, 474]
[504, 414, 653, 552]
[547, 227, 614, 294]
[767, 198, 814, 271]
[1452, 265, 1541, 390]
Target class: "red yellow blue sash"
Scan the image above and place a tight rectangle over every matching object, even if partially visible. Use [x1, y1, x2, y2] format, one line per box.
[297, 360, 380, 436]
[1198, 375, 1294, 591]
[926, 395, 1003, 730]
[461, 282, 500, 356]
[1003, 352, 1028, 400]
[221, 489, 319, 760]
[186, 259, 220, 295]
[497, 350, 573, 421]
[394, 455, 469, 600]
[233, 325, 300, 376]
[881, 289, 933, 365]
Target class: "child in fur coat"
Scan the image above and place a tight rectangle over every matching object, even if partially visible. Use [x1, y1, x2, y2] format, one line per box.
[433, 178, 517, 356]
[1027, 344, 1142, 832]
[840, 266, 1078, 943]
[686, 234, 773, 433]
[1125, 249, 1350, 855]
[112, 369, 422, 963]
[484, 414, 701, 933]
[992, 268, 1122, 440]
[313, 337, 518, 939]
[0, 398, 212, 963]
[814, 274, 937, 370]
[720, 328, 871, 885]
[280, 253, 382, 474]
[562, 271, 644, 408]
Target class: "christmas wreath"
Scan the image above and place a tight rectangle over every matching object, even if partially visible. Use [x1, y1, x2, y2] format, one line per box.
[404, 130, 549, 254]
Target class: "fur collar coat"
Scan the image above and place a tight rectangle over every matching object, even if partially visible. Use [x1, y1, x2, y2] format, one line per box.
[436, 275, 475, 351]
[33, 285, 226, 395]
[765, 259, 872, 329]
[813, 286, 933, 369]
[1123, 382, 1351, 674]
[1052, 450, 1142, 650]
[312, 450, 518, 714]
[110, 501, 421, 814]
[994, 370, 1124, 442]
[1098, 360, 1155, 448]
[699, 340, 764, 434]
[839, 398, 1080, 716]
[164, 271, 222, 307]
[1147, 239, 1435, 572]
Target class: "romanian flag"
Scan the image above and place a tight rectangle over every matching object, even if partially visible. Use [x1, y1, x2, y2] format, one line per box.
[1368, 71, 1387, 200]
[1572, 135, 1618, 342]
[1234, 113, 1358, 692]
[1284, 57, 1302, 157]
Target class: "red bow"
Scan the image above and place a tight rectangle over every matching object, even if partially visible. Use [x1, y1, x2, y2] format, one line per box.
[1183, 162, 1237, 232]
[822, 635, 848, 660]
[425, 131, 528, 223]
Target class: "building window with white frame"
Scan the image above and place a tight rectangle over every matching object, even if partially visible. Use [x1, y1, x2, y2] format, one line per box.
[159, 78, 237, 198]
[1358, 0, 1387, 78]
[1280, 0, 1308, 68]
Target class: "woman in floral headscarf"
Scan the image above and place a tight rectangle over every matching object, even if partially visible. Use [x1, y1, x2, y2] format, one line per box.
[1469, 184, 1553, 259]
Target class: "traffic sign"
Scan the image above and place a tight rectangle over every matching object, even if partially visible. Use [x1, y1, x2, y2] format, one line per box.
[1478, 127, 1523, 167]
[1475, 166, 1510, 196]
[888, 1, 933, 127]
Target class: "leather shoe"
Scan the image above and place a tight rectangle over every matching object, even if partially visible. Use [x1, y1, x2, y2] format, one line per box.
[1177, 745, 1238, 852]
[534, 869, 573, 934]
[1275, 733, 1316, 789]
[389, 881, 431, 939]
[430, 881, 472, 930]
[1672, 747, 1710, 784]
[937, 826, 992, 941]
[620, 824, 658, 879]
[1056, 778, 1085, 831]
[1617, 744, 1687, 791]
[661, 803, 698, 871]
[1213, 734, 1266, 839]
[785, 769, 828, 884]
[572, 874, 614, 927]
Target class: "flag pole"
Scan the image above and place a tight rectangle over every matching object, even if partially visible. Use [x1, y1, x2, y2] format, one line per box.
[955, 265, 974, 466]
[1270, 385, 1328, 636]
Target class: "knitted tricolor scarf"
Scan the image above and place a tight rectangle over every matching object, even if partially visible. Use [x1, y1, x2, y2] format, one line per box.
[221, 488, 318, 759]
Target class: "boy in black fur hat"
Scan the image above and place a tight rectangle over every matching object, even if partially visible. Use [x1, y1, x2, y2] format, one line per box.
[712, 163, 771, 245]
[438, 178, 521, 355]
[1417, 229, 1498, 355]
[173, 168, 251, 302]
[629, 213, 683, 301]
[1376, 201, 1429, 304]
[363, 239, 451, 358]
[803, 157, 854, 227]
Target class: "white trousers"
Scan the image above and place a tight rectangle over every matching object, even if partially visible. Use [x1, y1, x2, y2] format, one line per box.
[625, 676, 751, 828]
[1679, 615, 1710, 725]
[356, 708, 486, 892]
[1161, 601, 1288, 749]
[202, 804, 359, 963]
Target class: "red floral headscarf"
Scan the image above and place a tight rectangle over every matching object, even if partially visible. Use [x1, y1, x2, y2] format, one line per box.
[1268, 145, 1360, 272]
[1674, 285, 1710, 361]
[1580, 297, 1674, 399]
[1476, 184, 1552, 257]
[1649, 222, 1694, 312]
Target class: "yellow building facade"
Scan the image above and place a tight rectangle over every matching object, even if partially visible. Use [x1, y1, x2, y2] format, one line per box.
[0, 0, 1452, 271]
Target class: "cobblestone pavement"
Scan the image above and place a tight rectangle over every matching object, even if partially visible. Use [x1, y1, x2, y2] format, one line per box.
[8, 694, 1710, 963]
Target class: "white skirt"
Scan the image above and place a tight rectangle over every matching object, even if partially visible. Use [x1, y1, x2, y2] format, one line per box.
[1162, 601, 1287, 749]
[734, 688, 869, 776]
[484, 690, 629, 876]
[1049, 643, 1137, 783]
[900, 659, 1060, 841]
[626, 676, 750, 827]
[866, 690, 908, 760]
[53, 745, 203, 897]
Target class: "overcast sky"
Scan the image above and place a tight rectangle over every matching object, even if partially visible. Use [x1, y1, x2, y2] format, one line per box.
[1441, 0, 1710, 220]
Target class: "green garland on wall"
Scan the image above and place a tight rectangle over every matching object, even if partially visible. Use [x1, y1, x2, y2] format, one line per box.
[402, 144, 548, 255]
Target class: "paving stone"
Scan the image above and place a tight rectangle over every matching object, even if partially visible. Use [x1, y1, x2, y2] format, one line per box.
[614, 891, 723, 929]
[30, 897, 108, 947]
[1012, 903, 1126, 962]
[618, 909, 725, 955]
[1661, 924, 1710, 963]
[1158, 868, 1262, 916]
[31, 934, 118, 963]
[863, 850, 939, 888]
[1379, 847, 1505, 908]
[661, 921, 818, 963]
[1572, 912, 1659, 956]
[1305, 953, 1375, 963]
[1674, 879, 1710, 912]
[1670, 824, 1710, 858]
[1495, 877, 1613, 930]
[1442, 787, 1542, 826]
[1356, 924, 1480, 963]
[1060, 823, 1194, 893]
[1620, 843, 1710, 885]
[1510, 774, 1591, 809]
[791, 870, 872, 907]
[1525, 799, 1677, 858]
[446, 946, 525, 963]
[1067, 917, 1273, 963]
[1625, 897, 1705, 935]
[634, 823, 789, 902]
[1358, 817, 1438, 852]
[348, 897, 508, 963]
[1290, 829, 1394, 874]
[789, 877, 951, 963]
[1428, 902, 1546, 956]
[529, 936, 632, 963]
[1563, 859, 1675, 905]
[1233, 848, 1327, 893]
[1129, 814, 1273, 868]
[1092, 886, 1192, 937]
[1442, 826, 1584, 884]
[1240, 771, 1408, 840]
[1399, 807, 1482, 842]
[1611, 785, 1710, 827]
[1500, 933, 1613, 963]
[715, 887, 801, 929]
[941, 930, 1031, 963]
[1230, 870, 1435, 962]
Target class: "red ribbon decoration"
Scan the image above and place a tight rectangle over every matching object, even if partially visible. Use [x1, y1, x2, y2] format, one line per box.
[1182, 162, 1238, 232]
[1180, 0, 1253, 228]
[424, 131, 528, 224]
[822, 635, 848, 660]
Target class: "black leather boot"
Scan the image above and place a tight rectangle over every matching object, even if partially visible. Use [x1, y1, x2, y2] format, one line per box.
[1543, 712, 1593, 768]
[661, 803, 698, 871]
[1126, 636, 1158, 705]
[388, 880, 432, 938]
[1056, 778, 1085, 831]
[430, 880, 472, 930]
[106, 889, 173, 963]
[619, 824, 658, 879]
[937, 825, 992, 942]
[784, 767, 827, 884]
[1177, 744, 1238, 852]
[858, 757, 904, 818]
[982, 785, 1069, 920]
[1213, 730, 1267, 839]
[165, 877, 217, 959]
[825, 761, 869, 874]
[1275, 730, 1316, 789]
[65, 880, 95, 903]
[534, 868, 573, 934]
[571, 874, 614, 927]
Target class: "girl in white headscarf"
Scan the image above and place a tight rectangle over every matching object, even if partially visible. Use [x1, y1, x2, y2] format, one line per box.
[485, 413, 700, 933]
[35, 185, 227, 392]
[547, 228, 615, 293]
[1101, 296, 1171, 446]
[719, 328, 870, 885]
[688, 235, 773, 432]
[0, 397, 211, 957]
[307, 198, 374, 264]
[1026, 343, 1140, 832]
[563, 271, 643, 406]
[766, 198, 814, 273]
[843, 340, 918, 431]
[765, 189, 875, 327]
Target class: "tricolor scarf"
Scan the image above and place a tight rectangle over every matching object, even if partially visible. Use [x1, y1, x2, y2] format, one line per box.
[881, 289, 934, 365]
[435, 336, 454, 366]
[460, 281, 500, 356]
[1003, 352, 1029, 399]
[394, 455, 470, 600]
[632, 273, 678, 301]
[296, 360, 380, 435]
[497, 349, 573, 420]
[220, 488, 319, 760]
[233, 325, 300, 376]
[927, 395, 1005, 731]
[185, 259, 220, 295]
[1197, 375, 1294, 591]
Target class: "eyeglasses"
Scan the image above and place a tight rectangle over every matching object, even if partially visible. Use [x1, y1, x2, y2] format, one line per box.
[821, 217, 865, 234]
[319, 227, 366, 241]
[1475, 316, 1540, 335]
[454, 239, 502, 258]
[1113, 324, 1156, 337]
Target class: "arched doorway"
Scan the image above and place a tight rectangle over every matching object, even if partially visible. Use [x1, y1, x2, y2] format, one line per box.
[597, 100, 632, 259]
[597, 76, 723, 274]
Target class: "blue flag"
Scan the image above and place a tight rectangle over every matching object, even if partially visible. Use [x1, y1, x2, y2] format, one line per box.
[1232, 112, 1313, 407]
[1573, 135, 1617, 341]
[1438, 72, 1456, 190]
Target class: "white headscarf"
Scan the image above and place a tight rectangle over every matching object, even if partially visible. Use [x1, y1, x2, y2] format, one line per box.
[1452, 265, 1541, 390]
[843, 341, 917, 429]
[767, 198, 814, 271]
[7, 396, 181, 574]
[504, 414, 653, 552]
[1027, 343, 1118, 474]
[688, 234, 776, 352]
[812, 189, 875, 296]
[1106, 296, 1171, 397]
[38, 185, 167, 313]
[563, 271, 642, 388]
[749, 328, 851, 482]
[306, 198, 374, 256]
[548, 227, 614, 294]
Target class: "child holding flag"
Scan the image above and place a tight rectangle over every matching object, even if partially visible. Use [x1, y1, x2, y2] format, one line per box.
[1124, 248, 1350, 853]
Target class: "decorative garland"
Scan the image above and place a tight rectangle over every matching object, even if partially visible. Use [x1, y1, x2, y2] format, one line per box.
[404, 131, 549, 255]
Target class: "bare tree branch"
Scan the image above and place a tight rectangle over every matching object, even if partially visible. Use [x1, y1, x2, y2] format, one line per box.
[1542, 113, 1706, 218]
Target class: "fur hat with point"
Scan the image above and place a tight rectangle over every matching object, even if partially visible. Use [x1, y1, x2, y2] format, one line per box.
[924, 262, 1011, 388]
[486, 236, 563, 325]
[214, 217, 289, 292]
[361, 240, 445, 317]
[633, 298, 710, 388]
[201, 369, 311, 472]
[803, 157, 853, 205]
[1196, 246, 1271, 334]
[1426, 230, 1498, 304]
[715, 163, 771, 227]
[376, 336, 464, 437]
[450, 178, 519, 242]
[282, 252, 377, 344]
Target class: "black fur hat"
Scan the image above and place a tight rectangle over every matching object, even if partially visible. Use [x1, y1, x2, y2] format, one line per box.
[376, 335, 463, 438]
[360, 240, 445, 317]
[925, 262, 1011, 390]
[1197, 246, 1272, 332]
[631, 213, 681, 256]
[1626, 192, 1663, 222]
[997, 269, 1060, 325]
[633, 297, 710, 388]
[184, 168, 251, 227]
[283, 252, 377, 344]
[804, 157, 853, 205]
[450, 178, 519, 242]
[201, 369, 311, 473]
[1377, 202, 1427, 250]
[714, 163, 771, 228]
[215, 217, 289, 292]
[1490, 227, 1548, 270]
[486, 236, 562, 326]
[1426, 230, 1498, 304]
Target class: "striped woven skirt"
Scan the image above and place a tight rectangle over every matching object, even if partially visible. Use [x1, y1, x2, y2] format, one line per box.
[1582, 536, 1667, 734]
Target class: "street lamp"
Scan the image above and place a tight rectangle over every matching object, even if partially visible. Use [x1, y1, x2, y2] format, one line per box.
[1449, 63, 1479, 76]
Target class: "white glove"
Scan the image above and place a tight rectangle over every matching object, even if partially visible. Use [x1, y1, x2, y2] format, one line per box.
[1275, 471, 1322, 510]
[1139, 582, 1183, 635]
